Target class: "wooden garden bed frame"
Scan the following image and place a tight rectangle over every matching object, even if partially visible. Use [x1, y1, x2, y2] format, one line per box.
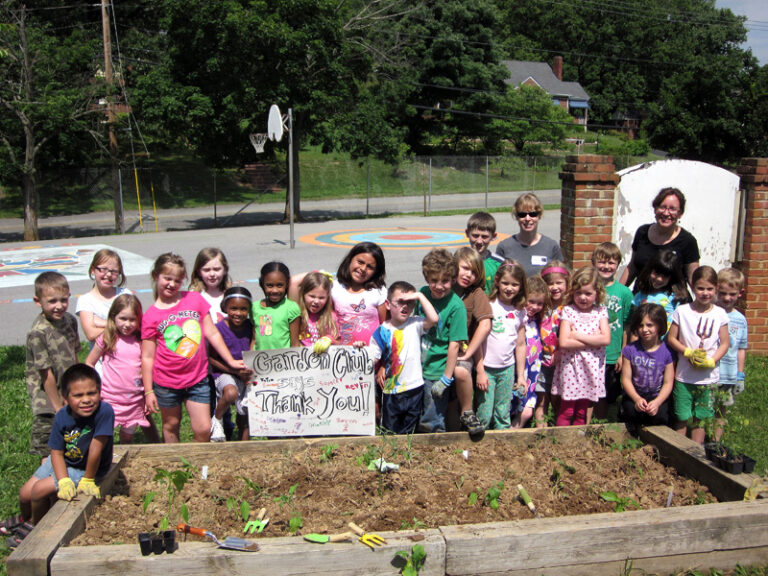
[7, 425, 767, 576]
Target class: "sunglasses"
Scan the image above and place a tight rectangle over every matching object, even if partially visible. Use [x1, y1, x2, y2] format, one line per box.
[516, 211, 540, 218]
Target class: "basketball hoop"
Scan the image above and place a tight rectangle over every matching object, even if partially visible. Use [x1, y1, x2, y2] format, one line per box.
[249, 132, 268, 154]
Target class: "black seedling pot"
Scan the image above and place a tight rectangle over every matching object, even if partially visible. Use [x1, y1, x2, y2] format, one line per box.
[742, 455, 756, 474]
[162, 530, 176, 554]
[138, 532, 152, 556]
[151, 533, 164, 554]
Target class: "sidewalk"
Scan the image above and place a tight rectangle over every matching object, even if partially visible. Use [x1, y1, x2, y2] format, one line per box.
[0, 189, 560, 241]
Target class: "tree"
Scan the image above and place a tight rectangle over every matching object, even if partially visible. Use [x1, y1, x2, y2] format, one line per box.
[0, 2, 100, 240]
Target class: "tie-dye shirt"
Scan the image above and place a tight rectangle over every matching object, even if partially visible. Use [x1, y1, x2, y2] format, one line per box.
[369, 317, 426, 394]
[540, 306, 563, 368]
[524, 314, 543, 393]
[632, 291, 679, 335]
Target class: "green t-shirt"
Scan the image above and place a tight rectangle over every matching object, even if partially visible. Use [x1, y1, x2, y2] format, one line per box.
[605, 281, 634, 364]
[416, 287, 468, 380]
[483, 256, 501, 296]
[252, 297, 301, 350]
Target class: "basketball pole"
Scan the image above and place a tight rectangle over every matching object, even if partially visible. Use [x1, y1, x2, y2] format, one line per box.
[287, 108, 295, 249]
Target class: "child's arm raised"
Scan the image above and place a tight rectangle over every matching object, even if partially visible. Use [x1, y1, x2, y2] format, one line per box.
[141, 339, 159, 414]
[203, 315, 246, 372]
[288, 273, 307, 302]
[408, 291, 439, 331]
[42, 368, 63, 412]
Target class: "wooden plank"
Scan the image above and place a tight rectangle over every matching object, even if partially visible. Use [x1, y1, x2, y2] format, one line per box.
[472, 546, 768, 576]
[51, 529, 445, 576]
[6, 447, 129, 576]
[440, 500, 768, 575]
[639, 425, 755, 502]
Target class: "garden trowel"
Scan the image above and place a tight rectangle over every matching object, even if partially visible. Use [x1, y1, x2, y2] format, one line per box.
[177, 523, 260, 552]
[303, 531, 355, 544]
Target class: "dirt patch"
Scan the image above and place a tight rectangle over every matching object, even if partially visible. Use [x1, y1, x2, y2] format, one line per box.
[73, 430, 715, 545]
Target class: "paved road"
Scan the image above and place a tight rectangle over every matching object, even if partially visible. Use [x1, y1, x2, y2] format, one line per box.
[0, 197, 561, 345]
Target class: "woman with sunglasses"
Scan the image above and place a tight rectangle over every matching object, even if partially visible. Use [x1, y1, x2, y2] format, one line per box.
[620, 187, 700, 290]
[495, 193, 564, 277]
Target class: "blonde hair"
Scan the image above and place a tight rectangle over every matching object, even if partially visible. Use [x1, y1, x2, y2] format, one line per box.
[189, 247, 231, 293]
[717, 267, 745, 291]
[566, 266, 605, 307]
[34, 272, 69, 299]
[88, 249, 126, 287]
[151, 253, 186, 299]
[526, 275, 551, 319]
[102, 294, 142, 353]
[422, 248, 457, 281]
[489, 261, 527, 308]
[514, 193, 544, 215]
[298, 272, 338, 341]
[454, 247, 485, 292]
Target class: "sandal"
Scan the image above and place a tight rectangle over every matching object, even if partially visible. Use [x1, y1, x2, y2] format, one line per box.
[5, 534, 24, 549]
[0, 514, 24, 536]
[13, 522, 35, 539]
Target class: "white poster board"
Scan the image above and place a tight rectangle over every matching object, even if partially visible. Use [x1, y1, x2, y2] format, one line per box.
[614, 159, 741, 284]
[243, 346, 376, 437]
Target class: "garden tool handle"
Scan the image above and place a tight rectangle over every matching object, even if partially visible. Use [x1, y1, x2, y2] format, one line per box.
[177, 523, 207, 538]
[329, 531, 355, 542]
[347, 522, 365, 536]
[257, 507, 267, 521]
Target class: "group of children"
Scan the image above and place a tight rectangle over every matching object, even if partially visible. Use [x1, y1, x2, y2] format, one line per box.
[7, 206, 747, 547]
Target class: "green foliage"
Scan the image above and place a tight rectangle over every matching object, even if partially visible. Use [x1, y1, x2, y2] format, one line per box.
[144, 458, 196, 531]
[468, 492, 479, 507]
[274, 484, 298, 509]
[320, 443, 338, 463]
[600, 491, 640, 513]
[484, 482, 504, 510]
[395, 544, 427, 576]
[288, 512, 304, 535]
[356, 444, 379, 468]
[400, 517, 428, 530]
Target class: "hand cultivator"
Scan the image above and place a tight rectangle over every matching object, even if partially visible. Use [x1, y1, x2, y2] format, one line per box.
[348, 522, 387, 549]
[696, 317, 714, 348]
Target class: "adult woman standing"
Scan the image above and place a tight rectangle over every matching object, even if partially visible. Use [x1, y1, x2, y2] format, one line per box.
[620, 187, 700, 289]
[495, 193, 564, 277]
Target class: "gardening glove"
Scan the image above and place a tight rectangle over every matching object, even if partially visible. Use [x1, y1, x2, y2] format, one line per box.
[77, 477, 101, 498]
[313, 336, 332, 355]
[57, 477, 76, 501]
[695, 356, 716, 369]
[432, 375, 453, 399]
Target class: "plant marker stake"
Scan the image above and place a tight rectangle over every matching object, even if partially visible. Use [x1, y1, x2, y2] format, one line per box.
[666, 489, 674, 508]
[201, 466, 208, 480]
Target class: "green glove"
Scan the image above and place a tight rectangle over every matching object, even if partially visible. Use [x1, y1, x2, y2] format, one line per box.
[77, 477, 101, 498]
[312, 336, 332, 355]
[57, 477, 76, 501]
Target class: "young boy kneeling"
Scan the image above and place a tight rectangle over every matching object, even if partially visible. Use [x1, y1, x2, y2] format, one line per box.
[12, 364, 114, 547]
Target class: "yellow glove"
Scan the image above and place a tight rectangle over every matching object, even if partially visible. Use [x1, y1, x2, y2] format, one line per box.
[683, 348, 696, 359]
[77, 477, 101, 498]
[695, 357, 716, 369]
[57, 477, 76, 501]
[313, 336, 332, 355]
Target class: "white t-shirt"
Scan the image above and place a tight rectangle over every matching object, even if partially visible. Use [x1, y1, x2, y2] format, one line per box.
[368, 317, 426, 394]
[75, 287, 132, 335]
[671, 303, 729, 385]
[484, 299, 526, 369]
[331, 282, 387, 345]
[201, 291, 225, 324]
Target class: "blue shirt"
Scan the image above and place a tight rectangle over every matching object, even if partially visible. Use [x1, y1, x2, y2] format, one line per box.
[49, 401, 114, 477]
[720, 308, 747, 384]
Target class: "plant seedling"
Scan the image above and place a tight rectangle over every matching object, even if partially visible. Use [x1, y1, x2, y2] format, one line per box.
[399, 517, 428, 530]
[288, 512, 303, 534]
[320, 443, 338, 463]
[143, 457, 196, 531]
[468, 492, 478, 506]
[484, 482, 504, 510]
[273, 484, 298, 508]
[395, 544, 427, 576]
[600, 491, 640, 512]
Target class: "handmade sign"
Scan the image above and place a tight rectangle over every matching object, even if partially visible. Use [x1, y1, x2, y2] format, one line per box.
[243, 346, 376, 437]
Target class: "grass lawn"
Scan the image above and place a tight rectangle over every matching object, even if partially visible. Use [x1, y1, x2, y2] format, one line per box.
[0, 344, 765, 575]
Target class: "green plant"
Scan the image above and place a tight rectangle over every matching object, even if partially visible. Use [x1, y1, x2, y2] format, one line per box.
[226, 497, 251, 522]
[356, 444, 379, 468]
[484, 482, 505, 510]
[400, 517, 428, 530]
[395, 544, 427, 576]
[273, 484, 298, 508]
[455, 475, 465, 490]
[600, 491, 640, 513]
[320, 443, 338, 463]
[609, 437, 644, 452]
[288, 512, 303, 534]
[143, 457, 196, 531]
[468, 492, 479, 506]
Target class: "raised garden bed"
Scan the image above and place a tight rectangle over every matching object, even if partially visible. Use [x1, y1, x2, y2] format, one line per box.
[7, 425, 768, 576]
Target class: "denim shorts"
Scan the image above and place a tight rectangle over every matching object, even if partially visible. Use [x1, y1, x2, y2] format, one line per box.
[154, 375, 213, 409]
[34, 456, 92, 488]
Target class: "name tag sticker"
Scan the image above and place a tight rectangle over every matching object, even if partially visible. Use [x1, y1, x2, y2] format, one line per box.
[532, 255, 548, 266]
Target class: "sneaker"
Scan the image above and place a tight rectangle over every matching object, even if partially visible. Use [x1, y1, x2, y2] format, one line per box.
[460, 410, 484, 436]
[210, 417, 226, 442]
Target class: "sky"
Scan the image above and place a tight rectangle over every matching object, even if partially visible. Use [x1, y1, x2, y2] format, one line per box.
[717, 0, 768, 65]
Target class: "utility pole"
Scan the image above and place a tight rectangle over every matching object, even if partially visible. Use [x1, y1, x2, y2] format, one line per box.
[101, 0, 123, 233]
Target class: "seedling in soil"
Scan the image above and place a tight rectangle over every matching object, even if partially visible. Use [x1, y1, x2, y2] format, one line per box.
[455, 475, 465, 490]
[484, 482, 505, 510]
[357, 444, 379, 468]
[600, 491, 640, 512]
[400, 517, 428, 530]
[320, 443, 338, 463]
[143, 457, 196, 531]
[609, 437, 644, 452]
[226, 497, 251, 522]
[468, 492, 479, 506]
[274, 484, 298, 508]
[288, 512, 303, 534]
[552, 457, 576, 474]
[237, 476, 264, 498]
[395, 544, 427, 576]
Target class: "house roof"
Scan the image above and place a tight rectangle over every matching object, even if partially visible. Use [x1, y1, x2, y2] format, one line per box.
[502, 60, 590, 102]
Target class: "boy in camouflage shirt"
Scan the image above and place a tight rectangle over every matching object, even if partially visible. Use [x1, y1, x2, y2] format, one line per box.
[26, 272, 80, 457]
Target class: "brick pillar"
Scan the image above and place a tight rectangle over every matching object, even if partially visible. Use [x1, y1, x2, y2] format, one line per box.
[737, 158, 768, 354]
[558, 155, 621, 270]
